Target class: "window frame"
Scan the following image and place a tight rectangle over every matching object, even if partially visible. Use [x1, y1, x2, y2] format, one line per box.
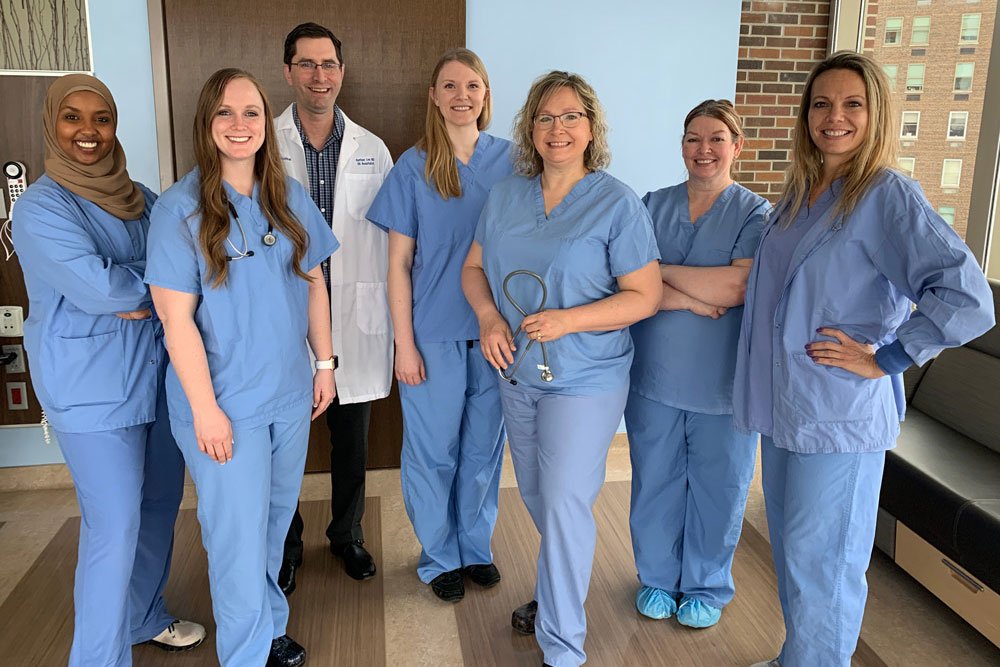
[948, 111, 970, 141]
[911, 16, 931, 46]
[899, 157, 916, 178]
[939, 206, 957, 226]
[883, 64, 898, 90]
[960, 13, 982, 44]
[885, 17, 904, 45]
[906, 63, 926, 92]
[942, 159, 963, 188]
[954, 62, 975, 92]
[901, 111, 921, 139]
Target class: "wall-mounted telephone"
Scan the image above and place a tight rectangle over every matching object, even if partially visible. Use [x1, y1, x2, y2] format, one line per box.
[2, 161, 26, 261]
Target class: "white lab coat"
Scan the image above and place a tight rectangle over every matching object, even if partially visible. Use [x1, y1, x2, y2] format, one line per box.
[276, 104, 393, 404]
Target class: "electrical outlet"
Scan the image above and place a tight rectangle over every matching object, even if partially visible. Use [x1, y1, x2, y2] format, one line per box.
[2, 344, 25, 373]
[0, 306, 24, 337]
[6, 381, 27, 410]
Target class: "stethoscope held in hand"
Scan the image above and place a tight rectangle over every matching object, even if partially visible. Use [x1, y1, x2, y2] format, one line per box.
[499, 269, 555, 385]
[226, 201, 276, 261]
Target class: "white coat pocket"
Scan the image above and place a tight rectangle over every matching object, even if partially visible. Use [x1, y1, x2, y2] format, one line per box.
[356, 281, 390, 335]
[48, 331, 126, 409]
[344, 174, 381, 221]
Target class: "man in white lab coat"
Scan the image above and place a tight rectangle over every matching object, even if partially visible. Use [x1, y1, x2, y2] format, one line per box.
[275, 22, 393, 590]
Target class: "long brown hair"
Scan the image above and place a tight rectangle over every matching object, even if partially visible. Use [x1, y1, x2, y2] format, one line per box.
[511, 71, 610, 178]
[417, 48, 492, 199]
[778, 51, 898, 226]
[192, 68, 311, 287]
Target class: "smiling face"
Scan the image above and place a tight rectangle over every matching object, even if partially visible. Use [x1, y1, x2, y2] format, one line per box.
[808, 68, 869, 175]
[211, 77, 266, 167]
[532, 86, 593, 173]
[682, 115, 742, 185]
[283, 36, 344, 116]
[55, 91, 116, 166]
[430, 60, 488, 131]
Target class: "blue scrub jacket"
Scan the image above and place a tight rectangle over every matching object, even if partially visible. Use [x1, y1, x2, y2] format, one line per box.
[13, 176, 163, 433]
[734, 170, 994, 454]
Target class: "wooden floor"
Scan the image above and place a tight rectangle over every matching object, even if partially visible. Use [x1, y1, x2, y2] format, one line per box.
[0, 482, 893, 666]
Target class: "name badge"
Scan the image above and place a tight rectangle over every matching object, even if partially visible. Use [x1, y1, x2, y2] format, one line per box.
[355, 156, 375, 167]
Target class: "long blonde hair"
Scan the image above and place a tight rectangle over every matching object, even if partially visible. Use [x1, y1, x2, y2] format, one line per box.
[417, 48, 493, 200]
[511, 71, 610, 178]
[192, 68, 311, 287]
[778, 51, 898, 226]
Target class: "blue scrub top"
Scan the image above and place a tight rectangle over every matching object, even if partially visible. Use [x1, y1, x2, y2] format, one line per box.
[734, 171, 994, 453]
[13, 175, 163, 433]
[366, 133, 513, 344]
[630, 182, 768, 414]
[144, 169, 339, 429]
[475, 170, 660, 395]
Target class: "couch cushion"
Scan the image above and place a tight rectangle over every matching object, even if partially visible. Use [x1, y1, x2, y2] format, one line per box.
[955, 500, 1000, 593]
[880, 409, 1000, 562]
[911, 346, 1000, 455]
[965, 279, 1000, 358]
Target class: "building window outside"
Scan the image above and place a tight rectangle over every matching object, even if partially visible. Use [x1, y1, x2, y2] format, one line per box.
[939, 206, 956, 226]
[884, 64, 898, 89]
[911, 17, 931, 45]
[961, 14, 982, 43]
[942, 159, 963, 188]
[954, 62, 975, 91]
[906, 63, 926, 91]
[901, 111, 921, 138]
[886, 17, 904, 44]
[948, 111, 969, 140]
[899, 157, 916, 178]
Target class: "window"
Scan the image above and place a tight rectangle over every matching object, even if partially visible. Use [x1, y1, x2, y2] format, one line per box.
[942, 159, 963, 187]
[955, 63, 975, 91]
[885, 17, 903, 45]
[911, 17, 931, 45]
[899, 157, 916, 178]
[939, 206, 956, 226]
[901, 111, 920, 138]
[960, 14, 981, 43]
[948, 111, 969, 140]
[884, 64, 898, 89]
[906, 64, 926, 91]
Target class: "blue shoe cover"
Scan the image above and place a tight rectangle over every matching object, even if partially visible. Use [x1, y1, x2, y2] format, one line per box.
[635, 586, 677, 619]
[676, 596, 722, 628]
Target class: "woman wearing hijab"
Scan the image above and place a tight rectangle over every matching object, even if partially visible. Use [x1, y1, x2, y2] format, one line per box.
[12, 74, 205, 666]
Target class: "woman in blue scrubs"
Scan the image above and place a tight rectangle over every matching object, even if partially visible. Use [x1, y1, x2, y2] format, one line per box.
[627, 100, 769, 629]
[736, 52, 994, 667]
[463, 71, 662, 667]
[13, 74, 205, 666]
[367, 48, 512, 603]
[145, 68, 338, 667]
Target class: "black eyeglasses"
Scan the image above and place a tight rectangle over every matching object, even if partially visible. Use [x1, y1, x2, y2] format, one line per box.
[290, 61, 342, 72]
[533, 112, 588, 129]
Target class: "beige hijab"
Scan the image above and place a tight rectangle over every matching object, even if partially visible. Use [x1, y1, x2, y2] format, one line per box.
[43, 74, 145, 220]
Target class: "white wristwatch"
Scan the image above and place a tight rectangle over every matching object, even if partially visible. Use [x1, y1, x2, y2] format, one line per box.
[315, 355, 338, 371]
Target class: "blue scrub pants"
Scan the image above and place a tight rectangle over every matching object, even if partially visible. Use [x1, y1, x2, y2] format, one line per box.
[761, 436, 885, 667]
[56, 396, 184, 667]
[172, 405, 310, 667]
[625, 392, 757, 608]
[499, 381, 628, 667]
[399, 340, 505, 583]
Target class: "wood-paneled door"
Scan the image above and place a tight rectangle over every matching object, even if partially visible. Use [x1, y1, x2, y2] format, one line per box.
[158, 0, 466, 469]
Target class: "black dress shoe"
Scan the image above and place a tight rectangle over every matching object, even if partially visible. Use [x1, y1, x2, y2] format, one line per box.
[266, 635, 305, 667]
[430, 569, 465, 602]
[463, 563, 501, 588]
[330, 540, 376, 580]
[512, 599, 537, 634]
[278, 559, 298, 597]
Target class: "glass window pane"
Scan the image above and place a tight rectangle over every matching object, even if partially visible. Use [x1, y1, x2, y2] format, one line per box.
[948, 112, 969, 140]
[942, 159, 963, 188]
[939, 206, 956, 226]
[961, 14, 982, 43]
[899, 157, 916, 178]
[906, 63, 925, 91]
[886, 17, 903, 45]
[901, 111, 920, 138]
[911, 17, 931, 45]
[884, 64, 898, 89]
[955, 62, 975, 91]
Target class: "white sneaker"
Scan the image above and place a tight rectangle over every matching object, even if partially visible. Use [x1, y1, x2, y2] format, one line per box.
[749, 660, 780, 667]
[145, 619, 206, 651]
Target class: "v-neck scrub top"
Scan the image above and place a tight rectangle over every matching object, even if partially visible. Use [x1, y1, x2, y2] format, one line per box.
[144, 169, 339, 429]
[475, 170, 660, 394]
[367, 133, 513, 344]
[629, 182, 768, 414]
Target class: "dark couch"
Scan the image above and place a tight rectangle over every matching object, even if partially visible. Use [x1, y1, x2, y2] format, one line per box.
[876, 278, 1000, 642]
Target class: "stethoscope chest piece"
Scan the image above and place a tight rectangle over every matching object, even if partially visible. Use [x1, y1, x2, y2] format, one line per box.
[263, 231, 277, 247]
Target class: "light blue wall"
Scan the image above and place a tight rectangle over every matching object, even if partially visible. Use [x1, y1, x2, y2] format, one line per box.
[467, 0, 742, 196]
[1, 1, 740, 466]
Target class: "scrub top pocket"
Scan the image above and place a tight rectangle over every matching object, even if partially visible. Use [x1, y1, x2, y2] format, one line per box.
[47, 331, 127, 409]
[786, 352, 877, 422]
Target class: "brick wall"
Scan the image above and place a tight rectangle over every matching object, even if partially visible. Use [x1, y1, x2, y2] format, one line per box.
[735, 1, 833, 201]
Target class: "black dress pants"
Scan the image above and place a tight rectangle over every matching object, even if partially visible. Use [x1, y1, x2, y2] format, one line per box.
[283, 397, 372, 564]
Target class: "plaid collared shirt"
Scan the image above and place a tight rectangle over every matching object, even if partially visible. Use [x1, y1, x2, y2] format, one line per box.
[293, 104, 345, 288]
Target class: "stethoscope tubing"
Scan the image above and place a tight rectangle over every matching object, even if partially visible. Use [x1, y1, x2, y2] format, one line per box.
[499, 269, 554, 385]
[225, 200, 276, 261]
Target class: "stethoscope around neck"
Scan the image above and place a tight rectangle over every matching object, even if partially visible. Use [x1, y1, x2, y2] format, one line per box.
[499, 270, 555, 385]
[225, 201, 276, 261]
